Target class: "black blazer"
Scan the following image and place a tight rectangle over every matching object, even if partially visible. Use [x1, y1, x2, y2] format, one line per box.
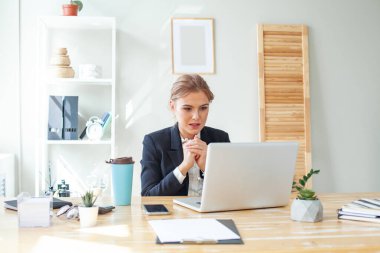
[140, 123, 230, 196]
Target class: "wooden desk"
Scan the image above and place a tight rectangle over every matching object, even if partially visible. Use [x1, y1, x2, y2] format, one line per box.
[1, 193, 380, 252]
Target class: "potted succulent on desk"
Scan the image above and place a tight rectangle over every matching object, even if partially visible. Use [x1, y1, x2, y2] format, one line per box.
[78, 191, 98, 227]
[291, 169, 323, 222]
[62, 0, 83, 16]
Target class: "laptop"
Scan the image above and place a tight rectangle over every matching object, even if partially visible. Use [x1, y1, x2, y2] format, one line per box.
[173, 142, 298, 212]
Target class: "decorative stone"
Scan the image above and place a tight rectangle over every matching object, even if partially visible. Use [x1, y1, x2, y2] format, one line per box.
[50, 55, 71, 66]
[291, 199, 323, 222]
[49, 66, 75, 78]
[49, 48, 75, 78]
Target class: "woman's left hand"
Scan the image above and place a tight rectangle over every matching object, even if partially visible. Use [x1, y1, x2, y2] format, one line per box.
[183, 135, 207, 171]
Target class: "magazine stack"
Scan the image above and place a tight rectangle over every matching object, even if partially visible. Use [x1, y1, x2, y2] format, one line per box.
[337, 198, 380, 223]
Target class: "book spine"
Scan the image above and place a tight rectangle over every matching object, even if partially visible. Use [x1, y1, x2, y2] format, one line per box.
[338, 214, 380, 223]
[47, 96, 63, 140]
[101, 112, 110, 126]
[338, 209, 379, 218]
[62, 96, 79, 140]
[102, 112, 112, 129]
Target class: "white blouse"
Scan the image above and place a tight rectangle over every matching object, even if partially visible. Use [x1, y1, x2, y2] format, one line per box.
[173, 134, 204, 196]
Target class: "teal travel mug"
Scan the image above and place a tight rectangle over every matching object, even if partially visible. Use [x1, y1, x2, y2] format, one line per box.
[106, 157, 134, 206]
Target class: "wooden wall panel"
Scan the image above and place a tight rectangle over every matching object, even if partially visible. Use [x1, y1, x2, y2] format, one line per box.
[257, 24, 311, 186]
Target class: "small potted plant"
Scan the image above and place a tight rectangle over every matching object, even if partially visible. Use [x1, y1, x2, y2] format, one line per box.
[62, 0, 83, 16]
[78, 191, 98, 227]
[291, 169, 323, 222]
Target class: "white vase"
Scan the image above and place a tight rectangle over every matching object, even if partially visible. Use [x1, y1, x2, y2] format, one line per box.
[78, 206, 99, 227]
[291, 199, 323, 222]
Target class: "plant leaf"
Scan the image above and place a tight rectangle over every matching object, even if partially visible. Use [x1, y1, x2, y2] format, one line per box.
[72, 0, 83, 11]
[299, 189, 316, 200]
[81, 191, 95, 207]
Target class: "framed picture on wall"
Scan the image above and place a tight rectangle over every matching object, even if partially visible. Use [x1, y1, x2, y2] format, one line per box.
[171, 18, 215, 74]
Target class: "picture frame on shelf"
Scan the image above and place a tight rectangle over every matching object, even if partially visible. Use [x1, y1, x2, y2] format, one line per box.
[171, 18, 215, 74]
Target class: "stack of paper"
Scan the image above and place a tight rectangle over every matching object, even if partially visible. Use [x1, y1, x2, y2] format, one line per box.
[148, 218, 240, 244]
[18, 197, 51, 227]
[337, 198, 380, 223]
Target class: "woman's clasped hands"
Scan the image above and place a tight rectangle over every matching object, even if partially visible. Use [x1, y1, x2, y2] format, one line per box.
[182, 135, 207, 172]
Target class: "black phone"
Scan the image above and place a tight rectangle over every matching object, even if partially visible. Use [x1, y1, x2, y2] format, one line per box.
[143, 204, 170, 215]
[98, 206, 115, 214]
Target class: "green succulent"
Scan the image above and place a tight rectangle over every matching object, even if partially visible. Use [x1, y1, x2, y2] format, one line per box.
[81, 191, 97, 207]
[292, 169, 320, 200]
[70, 0, 83, 12]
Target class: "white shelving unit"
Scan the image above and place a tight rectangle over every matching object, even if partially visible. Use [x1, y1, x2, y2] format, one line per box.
[36, 16, 116, 196]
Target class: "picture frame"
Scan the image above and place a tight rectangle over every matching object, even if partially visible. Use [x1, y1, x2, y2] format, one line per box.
[171, 18, 215, 74]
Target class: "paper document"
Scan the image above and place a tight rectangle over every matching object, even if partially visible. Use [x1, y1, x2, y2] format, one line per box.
[148, 218, 240, 243]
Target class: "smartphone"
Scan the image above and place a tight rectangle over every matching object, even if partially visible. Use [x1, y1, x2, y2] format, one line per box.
[143, 204, 170, 215]
[98, 206, 115, 214]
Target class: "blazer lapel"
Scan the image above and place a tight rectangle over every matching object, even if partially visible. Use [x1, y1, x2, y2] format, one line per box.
[199, 127, 212, 179]
[168, 123, 183, 167]
[200, 127, 212, 144]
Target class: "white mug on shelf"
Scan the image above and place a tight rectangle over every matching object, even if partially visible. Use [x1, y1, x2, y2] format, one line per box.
[79, 64, 102, 79]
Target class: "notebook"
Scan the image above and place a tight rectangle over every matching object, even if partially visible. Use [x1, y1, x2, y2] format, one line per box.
[152, 219, 243, 244]
[174, 142, 298, 212]
[4, 197, 72, 211]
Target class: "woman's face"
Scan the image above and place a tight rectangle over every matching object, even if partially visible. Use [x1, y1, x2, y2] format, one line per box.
[170, 91, 210, 139]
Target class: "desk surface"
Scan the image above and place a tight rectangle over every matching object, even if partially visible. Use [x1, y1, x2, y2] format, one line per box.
[1, 192, 380, 253]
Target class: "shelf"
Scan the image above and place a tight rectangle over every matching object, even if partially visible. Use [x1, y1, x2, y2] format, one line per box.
[39, 16, 115, 30]
[36, 15, 116, 196]
[46, 78, 113, 86]
[47, 139, 112, 145]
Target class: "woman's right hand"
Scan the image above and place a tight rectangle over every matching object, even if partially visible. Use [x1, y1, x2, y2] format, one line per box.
[178, 142, 196, 176]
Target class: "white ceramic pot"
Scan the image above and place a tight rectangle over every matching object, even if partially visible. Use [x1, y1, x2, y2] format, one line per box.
[291, 199, 323, 222]
[78, 206, 99, 227]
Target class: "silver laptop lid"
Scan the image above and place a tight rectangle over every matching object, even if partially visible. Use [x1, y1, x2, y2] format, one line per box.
[200, 142, 298, 212]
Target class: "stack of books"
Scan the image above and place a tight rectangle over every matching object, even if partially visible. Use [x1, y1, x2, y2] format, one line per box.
[337, 198, 380, 223]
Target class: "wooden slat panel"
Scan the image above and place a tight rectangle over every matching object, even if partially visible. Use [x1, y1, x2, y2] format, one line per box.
[258, 24, 312, 187]
[264, 56, 303, 63]
[262, 23, 304, 32]
[257, 24, 266, 142]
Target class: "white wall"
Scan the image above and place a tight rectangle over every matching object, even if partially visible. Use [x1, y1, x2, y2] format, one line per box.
[0, 0, 20, 193]
[10, 0, 380, 195]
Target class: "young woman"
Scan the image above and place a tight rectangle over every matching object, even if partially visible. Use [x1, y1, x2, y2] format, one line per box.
[140, 74, 230, 196]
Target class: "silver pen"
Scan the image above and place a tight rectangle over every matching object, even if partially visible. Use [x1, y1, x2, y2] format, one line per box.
[180, 238, 218, 244]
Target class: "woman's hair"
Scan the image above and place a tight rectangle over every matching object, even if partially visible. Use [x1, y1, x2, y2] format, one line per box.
[170, 74, 214, 102]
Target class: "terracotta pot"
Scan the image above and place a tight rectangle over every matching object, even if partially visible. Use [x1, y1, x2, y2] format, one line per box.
[62, 4, 79, 16]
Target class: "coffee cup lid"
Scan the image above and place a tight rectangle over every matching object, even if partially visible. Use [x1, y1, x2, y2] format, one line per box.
[105, 157, 134, 164]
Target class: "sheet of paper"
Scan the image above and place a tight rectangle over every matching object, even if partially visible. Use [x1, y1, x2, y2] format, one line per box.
[148, 218, 240, 243]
